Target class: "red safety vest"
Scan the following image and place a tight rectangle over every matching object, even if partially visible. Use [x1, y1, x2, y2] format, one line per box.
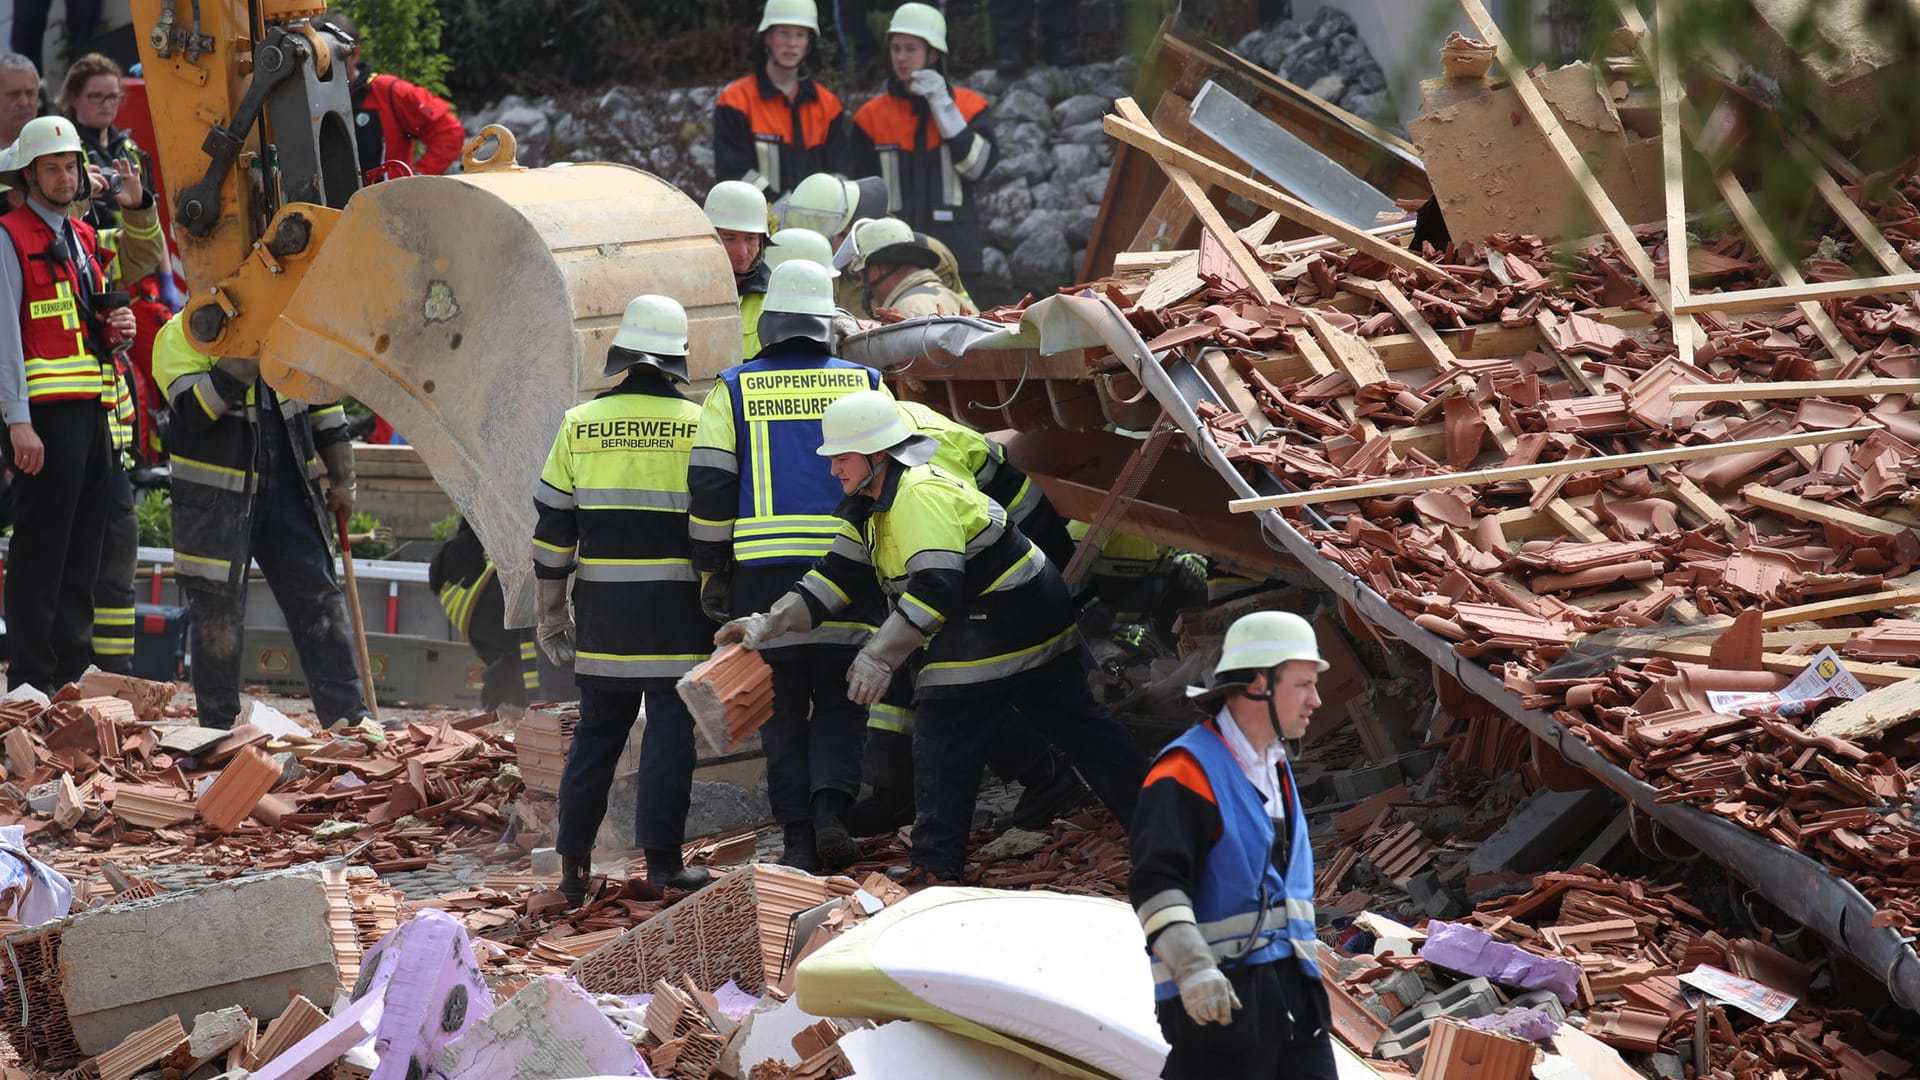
[1, 205, 114, 406]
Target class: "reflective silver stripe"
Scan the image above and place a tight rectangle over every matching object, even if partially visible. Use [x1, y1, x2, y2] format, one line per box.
[905, 549, 965, 574]
[690, 518, 735, 542]
[1137, 889, 1195, 934]
[754, 141, 780, 195]
[310, 408, 347, 432]
[170, 456, 249, 492]
[880, 150, 903, 212]
[963, 517, 1006, 558]
[571, 487, 692, 511]
[536, 482, 575, 509]
[173, 552, 234, 581]
[829, 534, 871, 563]
[170, 372, 231, 421]
[799, 571, 849, 612]
[532, 544, 575, 569]
[916, 625, 1080, 688]
[574, 559, 698, 583]
[1148, 935, 1319, 985]
[759, 621, 872, 652]
[974, 454, 1000, 488]
[951, 133, 990, 182]
[939, 145, 960, 205]
[691, 447, 738, 474]
[983, 545, 1045, 594]
[574, 653, 706, 679]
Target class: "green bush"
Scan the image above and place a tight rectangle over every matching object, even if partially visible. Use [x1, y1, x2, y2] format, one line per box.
[429, 512, 461, 543]
[347, 510, 396, 558]
[334, 0, 454, 97]
[136, 489, 173, 547]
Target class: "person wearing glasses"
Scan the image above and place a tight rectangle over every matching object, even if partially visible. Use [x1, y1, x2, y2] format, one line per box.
[59, 53, 153, 235]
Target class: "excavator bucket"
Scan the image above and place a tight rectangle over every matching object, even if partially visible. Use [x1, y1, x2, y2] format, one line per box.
[260, 131, 741, 626]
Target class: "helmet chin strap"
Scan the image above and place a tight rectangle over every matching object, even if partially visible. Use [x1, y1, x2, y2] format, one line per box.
[852, 452, 885, 497]
[1241, 665, 1284, 744]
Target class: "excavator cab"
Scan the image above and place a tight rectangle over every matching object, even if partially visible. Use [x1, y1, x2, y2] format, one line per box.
[132, 1, 741, 624]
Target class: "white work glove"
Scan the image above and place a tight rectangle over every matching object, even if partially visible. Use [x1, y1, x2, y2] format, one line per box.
[535, 577, 575, 665]
[907, 68, 969, 141]
[846, 612, 929, 706]
[715, 590, 813, 650]
[1152, 922, 1241, 1026]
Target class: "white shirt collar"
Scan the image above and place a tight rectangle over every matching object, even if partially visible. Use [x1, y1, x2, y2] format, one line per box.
[1214, 706, 1286, 819]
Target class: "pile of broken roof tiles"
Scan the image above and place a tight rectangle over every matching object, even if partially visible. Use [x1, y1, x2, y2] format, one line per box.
[1091, 166, 1920, 948]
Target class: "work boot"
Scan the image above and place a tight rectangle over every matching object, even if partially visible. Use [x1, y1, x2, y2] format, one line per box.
[780, 822, 821, 873]
[844, 784, 914, 836]
[993, 757, 1092, 832]
[558, 854, 593, 909]
[886, 864, 961, 890]
[644, 848, 713, 892]
[813, 790, 860, 872]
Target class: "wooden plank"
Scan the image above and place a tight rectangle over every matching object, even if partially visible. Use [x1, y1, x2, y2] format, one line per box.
[1227, 426, 1875, 511]
[1197, 350, 1274, 440]
[1810, 675, 1920, 739]
[1116, 221, 1417, 275]
[1741, 485, 1912, 537]
[1673, 271, 1920, 315]
[1136, 214, 1281, 311]
[1653, 0, 1697, 361]
[1759, 586, 1920, 629]
[1669, 378, 1920, 401]
[1661, 474, 1738, 530]
[1103, 104, 1443, 277]
[1713, 171, 1859, 369]
[1458, 0, 1668, 311]
[1762, 628, 1856, 647]
[1114, 99, 1288, 308]
[1304, 310, 1389, 386]
[1798, 141, 1917, 289]
[1640, 639, 1920, 686]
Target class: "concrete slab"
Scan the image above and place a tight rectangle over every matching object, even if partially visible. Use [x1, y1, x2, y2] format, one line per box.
[1467, 787, 1620, 876]
[60, 868, 340, 1055]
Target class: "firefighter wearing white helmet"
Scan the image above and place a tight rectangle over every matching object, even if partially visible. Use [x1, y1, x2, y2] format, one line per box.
[706, 179, 773, 359]
[1129, 608, 1336, 1080]
[715, 0, 850, 199]
[764, 231, 866, 348]
[1, 114, 143, 695]
[690, 260, 886, 877]
[850, 216, 974, 317]
[535, 294, 715, 905]
[850, 2, 996, 280]
[782, 173, 973, 317]
[721, 388, 1148, 884]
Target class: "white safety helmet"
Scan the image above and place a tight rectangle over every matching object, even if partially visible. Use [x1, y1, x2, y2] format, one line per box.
[758, 0, 820, 34]
[817, 390, 935, 465]
[604, 294, 690, 381]
[757, 259, 838, 350]
[784, 172, 860, 236]
[5, 116, 84, 184]
[1214, 611, 1328, 678]
[766, 228, 840, 276]
[887, 2, 949, 54]
[850, 216, 940, 272]
[705, 179, 769, 235]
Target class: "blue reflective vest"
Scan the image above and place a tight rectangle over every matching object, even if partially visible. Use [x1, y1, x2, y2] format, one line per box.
[1149, 721, 1321, 1000]
[720, 353, 881, 566]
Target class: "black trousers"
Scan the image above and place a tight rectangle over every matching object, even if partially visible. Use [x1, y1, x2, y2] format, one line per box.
[5, 400, 112, 692]
[762, 649, 868, 825]
[1156, 960, 1337, 1080]
[91, 460, 137, 675]
[465, 574, 531, 710]
[910, 650, 1145, 878]
[556, 680, 697, 857]
[178, 474, 367, 728]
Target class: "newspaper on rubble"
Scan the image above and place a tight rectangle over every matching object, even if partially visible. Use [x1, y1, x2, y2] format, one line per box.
[1704, 646, 1866, 717]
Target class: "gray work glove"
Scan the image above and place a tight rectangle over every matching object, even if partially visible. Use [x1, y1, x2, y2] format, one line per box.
[906, 68, 969, 140]
[318, 440, 356, 515]
[535, 577, 575, 665]
[715, 590, 812, 650]
[215, 355, 261, 386]
[847, 611, 929, 706]
[1151, 921, 1240, 1026]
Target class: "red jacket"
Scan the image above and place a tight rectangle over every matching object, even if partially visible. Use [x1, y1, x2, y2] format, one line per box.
[352, 71, 465, 177]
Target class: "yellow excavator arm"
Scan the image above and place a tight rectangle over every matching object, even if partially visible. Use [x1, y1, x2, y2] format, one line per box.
[130, 0, 741, 625]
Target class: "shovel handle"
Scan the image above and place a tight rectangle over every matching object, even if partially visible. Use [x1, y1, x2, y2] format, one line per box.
[335, 507, 381, 723]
